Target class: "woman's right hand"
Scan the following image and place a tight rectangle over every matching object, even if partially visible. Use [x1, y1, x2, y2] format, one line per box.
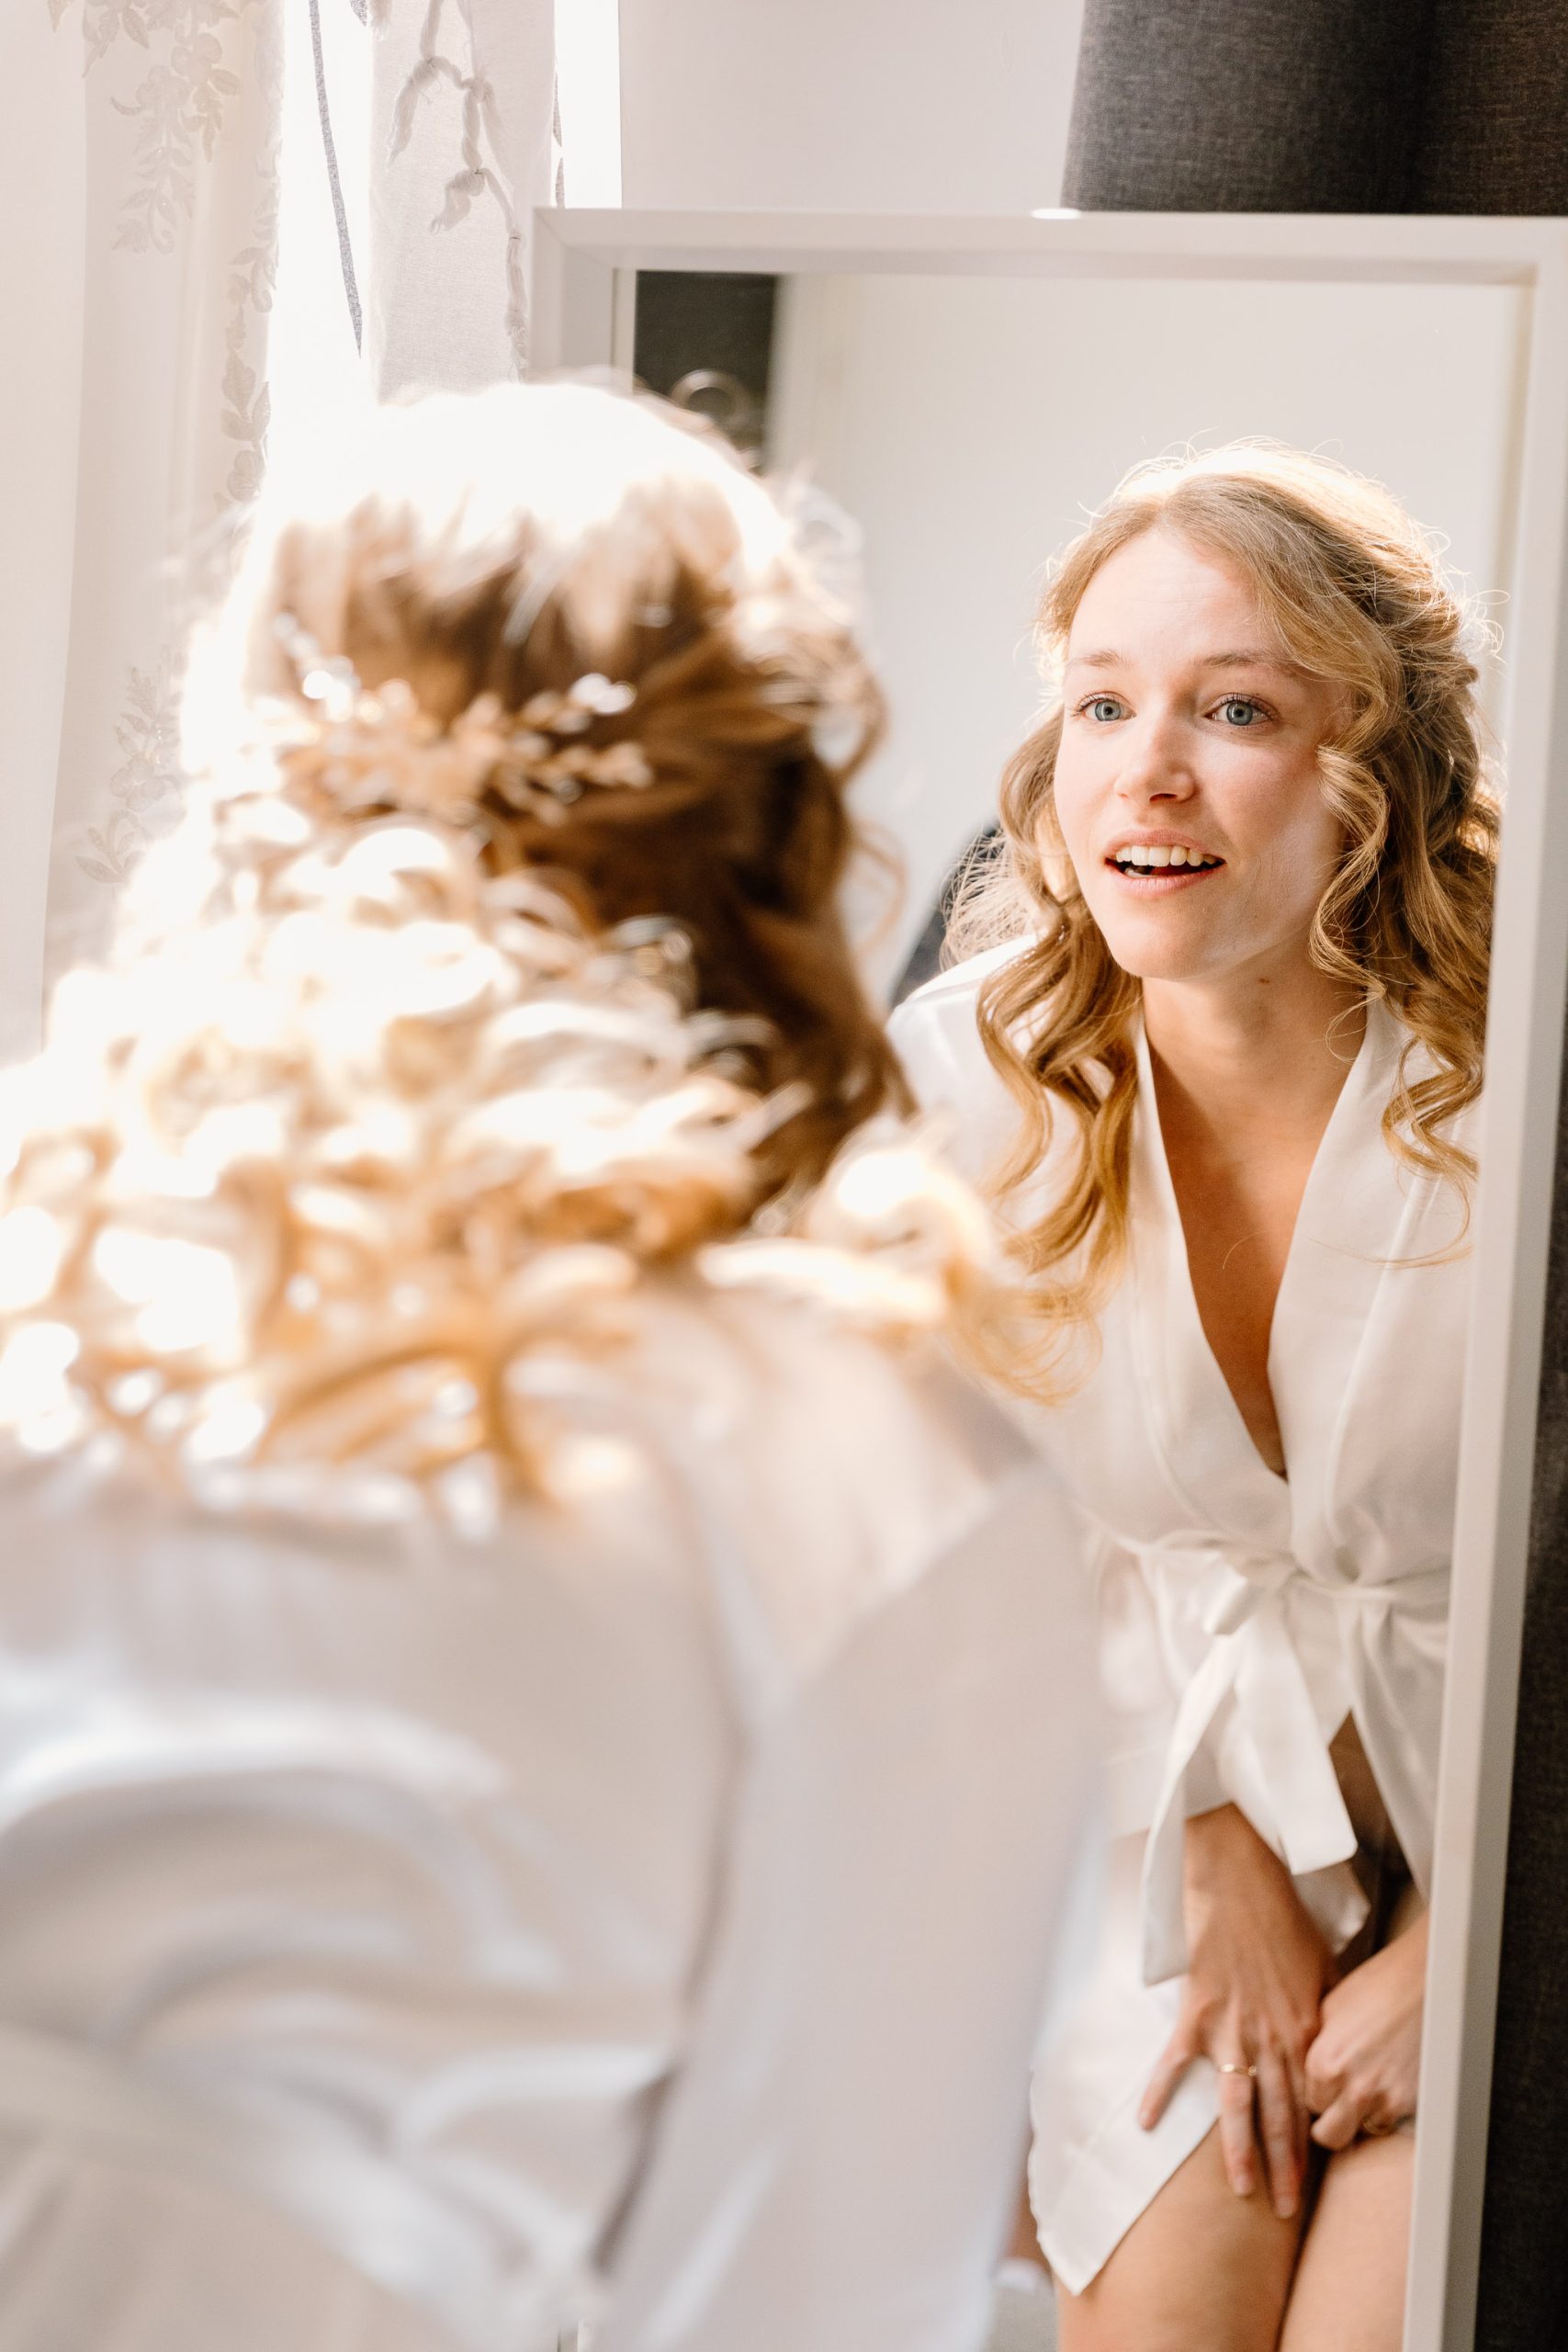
[1138, 1803, 1333, 2222]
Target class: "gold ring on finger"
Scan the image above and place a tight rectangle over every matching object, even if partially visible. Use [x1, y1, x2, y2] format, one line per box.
[1217, 2063, 1258, 2079]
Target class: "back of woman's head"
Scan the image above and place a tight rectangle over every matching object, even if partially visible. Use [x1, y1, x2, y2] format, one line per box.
[185, 382, 897, 1183]
[0, 385, 990, 1522]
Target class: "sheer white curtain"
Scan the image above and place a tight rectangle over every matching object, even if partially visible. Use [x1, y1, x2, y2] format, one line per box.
[0, 2, 282, 1058]
[367, 0, 558, 399]
[2, 0, 576, 1058]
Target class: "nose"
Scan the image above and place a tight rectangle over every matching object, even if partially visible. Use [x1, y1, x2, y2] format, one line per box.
[1113, 709, 1196, 807]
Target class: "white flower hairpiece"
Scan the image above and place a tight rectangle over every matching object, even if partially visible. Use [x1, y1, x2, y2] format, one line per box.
[260, 615, 654, 827]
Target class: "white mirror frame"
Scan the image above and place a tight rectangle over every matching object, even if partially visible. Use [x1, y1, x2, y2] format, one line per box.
[531, 208, 1568, 2352]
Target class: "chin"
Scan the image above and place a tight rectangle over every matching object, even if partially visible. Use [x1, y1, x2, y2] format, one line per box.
[1086, 906, 1212, 986]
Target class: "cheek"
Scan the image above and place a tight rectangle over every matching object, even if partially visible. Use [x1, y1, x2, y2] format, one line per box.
[1044, 752, 1096, 867]
[1233, 752, 1337, 874]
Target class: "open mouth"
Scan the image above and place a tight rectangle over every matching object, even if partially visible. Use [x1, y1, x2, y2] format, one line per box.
[1106, 845, 1224, 885]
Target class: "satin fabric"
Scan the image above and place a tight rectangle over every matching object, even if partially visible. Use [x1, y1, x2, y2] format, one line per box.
[0, 1282, 1097, 2351]
[892, 948, 1472, 2290]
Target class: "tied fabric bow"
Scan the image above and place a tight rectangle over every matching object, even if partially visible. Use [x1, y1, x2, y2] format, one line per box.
[1137, 1544, 1450, 1986]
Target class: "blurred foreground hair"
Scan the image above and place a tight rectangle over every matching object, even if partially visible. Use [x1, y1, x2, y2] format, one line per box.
[194, 380, 900, 1187]
[0, 386, 997, 1522]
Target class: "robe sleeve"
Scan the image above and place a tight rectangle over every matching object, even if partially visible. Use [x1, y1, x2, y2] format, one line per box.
[893, 981, 1215, 1842]
[889, 965, 1023, 1190]
[600, 1457, 1101, 2352]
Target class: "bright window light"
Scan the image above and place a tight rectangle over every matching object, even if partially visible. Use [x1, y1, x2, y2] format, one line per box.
[268, 0, 371, 476]
[555, 0, 623, 209]
[266, 3, 620, 469]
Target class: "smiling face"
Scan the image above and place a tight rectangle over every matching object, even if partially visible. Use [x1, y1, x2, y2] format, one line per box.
[1051, 527, 1346, 992]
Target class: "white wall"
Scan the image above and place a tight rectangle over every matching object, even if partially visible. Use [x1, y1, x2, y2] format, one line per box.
[619, 1, 1086, 214]
[768, 272, 1528, 988]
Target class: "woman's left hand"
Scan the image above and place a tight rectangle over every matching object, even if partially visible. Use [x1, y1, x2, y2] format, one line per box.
[1303, 1909, 1427, 2149]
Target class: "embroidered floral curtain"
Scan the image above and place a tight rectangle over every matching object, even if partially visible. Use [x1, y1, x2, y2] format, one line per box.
[0, 2, 283, 1057]
[2, 1, 564, 1058]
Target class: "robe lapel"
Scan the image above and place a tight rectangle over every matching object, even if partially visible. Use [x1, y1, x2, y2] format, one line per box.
[1127, 1017, 1292, 1555]
[1269, 998, 1430, 1558]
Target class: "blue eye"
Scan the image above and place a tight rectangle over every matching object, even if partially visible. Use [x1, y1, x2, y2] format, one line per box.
[1215, 695, 1265, 727]
[1082, 695, 1125, 723]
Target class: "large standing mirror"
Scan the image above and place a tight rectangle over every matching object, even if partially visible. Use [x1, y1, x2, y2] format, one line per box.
[533, 211, 1568, 2352]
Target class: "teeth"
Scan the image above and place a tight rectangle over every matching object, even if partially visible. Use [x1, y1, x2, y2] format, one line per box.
[1113, 845, 1219, 871]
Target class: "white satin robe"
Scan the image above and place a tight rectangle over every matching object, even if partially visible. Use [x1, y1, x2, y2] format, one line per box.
[0, 1283, 1098, 2352]
[892, 948, 1473, 2291]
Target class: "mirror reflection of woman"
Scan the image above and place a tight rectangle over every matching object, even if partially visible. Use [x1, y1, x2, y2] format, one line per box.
[894, 446, 1495, 2352]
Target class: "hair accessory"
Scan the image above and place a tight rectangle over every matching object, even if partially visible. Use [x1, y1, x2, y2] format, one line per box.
[261, 616, 653, 827]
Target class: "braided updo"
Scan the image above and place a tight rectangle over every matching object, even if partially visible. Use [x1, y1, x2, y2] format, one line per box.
[190, 382, 899, 1186]
[0, 387, 986, 1521]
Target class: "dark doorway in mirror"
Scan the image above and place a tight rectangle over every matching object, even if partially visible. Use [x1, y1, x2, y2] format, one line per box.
[633, 270, 778, 462]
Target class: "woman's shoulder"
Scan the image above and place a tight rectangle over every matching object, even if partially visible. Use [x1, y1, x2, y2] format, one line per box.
[1370, 991, 1484, 1170]
[614, 1276, 1058, 1716]
[888, 941, 1034, 1170]
[0, 1272, 1055, 1736]
[893, 941, 1053, 1204]
[893, 938, 1031, 1040]
[628, 1272, 1044, 1510]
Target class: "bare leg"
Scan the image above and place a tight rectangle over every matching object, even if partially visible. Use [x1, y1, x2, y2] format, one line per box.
[1278, 2131, 1412, 2352]
[1056, 2124, 1303, 2352]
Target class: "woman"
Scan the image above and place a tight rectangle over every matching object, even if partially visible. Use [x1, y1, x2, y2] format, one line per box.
[0, 385, 1096, 2352]
[892, 443, 1493, 2352]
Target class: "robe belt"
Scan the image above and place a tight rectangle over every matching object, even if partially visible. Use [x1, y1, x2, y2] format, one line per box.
[1137, 1548, 1450, 1987]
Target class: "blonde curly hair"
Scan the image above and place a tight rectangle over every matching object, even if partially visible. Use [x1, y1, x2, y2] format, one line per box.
[192, 382, 902, 1190]
[950, 442, 1498, 1394]
[0, 386, 991, 1522]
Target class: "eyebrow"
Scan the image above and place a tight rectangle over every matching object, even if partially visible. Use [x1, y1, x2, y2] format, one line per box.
[1064, 647, 1303, 675]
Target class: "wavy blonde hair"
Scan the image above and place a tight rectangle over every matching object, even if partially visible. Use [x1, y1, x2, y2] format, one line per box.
[950, 442, 1498, 1393]
[0, 386, 991, 1521]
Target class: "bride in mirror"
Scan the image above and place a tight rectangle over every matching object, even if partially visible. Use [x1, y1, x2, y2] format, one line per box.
[893, 444, 1495, 2352]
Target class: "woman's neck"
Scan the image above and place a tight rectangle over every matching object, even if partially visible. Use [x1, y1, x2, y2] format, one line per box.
[1141, 965, 1367, 1154]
